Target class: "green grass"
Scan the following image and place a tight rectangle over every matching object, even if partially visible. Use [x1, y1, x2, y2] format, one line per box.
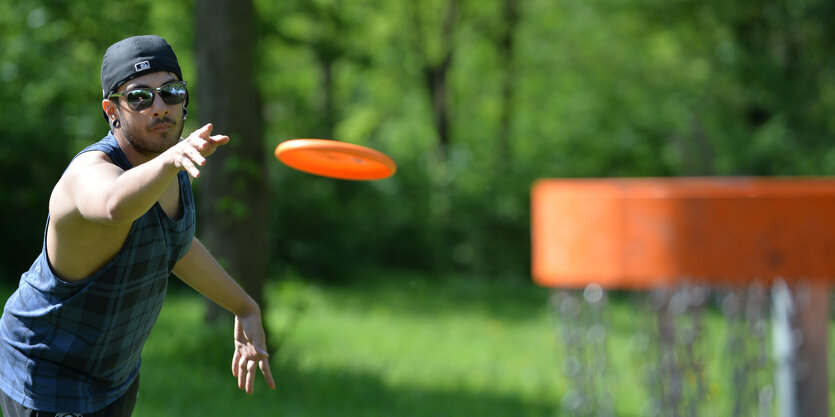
[137, 272, 562, 416]
[2, 273, 835, 416]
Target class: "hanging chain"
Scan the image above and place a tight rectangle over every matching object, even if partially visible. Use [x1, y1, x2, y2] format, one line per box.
[551, 284, 614, 416]
[639, 283, 710, 417]
[551, 281, 776, 417]
[719, 282, 774, 417]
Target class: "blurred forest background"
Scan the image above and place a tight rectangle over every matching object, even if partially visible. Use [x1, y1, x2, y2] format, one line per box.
[1, 0, 835, 291]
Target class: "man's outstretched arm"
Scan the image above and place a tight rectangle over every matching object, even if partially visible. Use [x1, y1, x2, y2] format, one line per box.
[172, 237, 276, 393]
[60, 124, 228, 225]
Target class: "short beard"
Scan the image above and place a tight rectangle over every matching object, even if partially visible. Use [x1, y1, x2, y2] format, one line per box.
[118, 109, 185, 157]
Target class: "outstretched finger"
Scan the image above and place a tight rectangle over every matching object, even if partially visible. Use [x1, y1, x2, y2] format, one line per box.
[232, 349, 241, 378]
[185, 124, 212, 144]
[238, 355, 248, 391]
[184, 146, 206, 166]
[246, 360, 257, 394]
[208, 134, 230, 146]
[260, 359, 276, 389]
[179, 157, 201, 179]
[197, 123, 213, 138]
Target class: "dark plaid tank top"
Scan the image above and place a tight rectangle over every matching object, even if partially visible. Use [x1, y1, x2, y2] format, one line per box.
[0, 132, 195, 413]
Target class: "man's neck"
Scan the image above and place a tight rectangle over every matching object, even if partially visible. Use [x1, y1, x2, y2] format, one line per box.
[111, 129, 159, 168]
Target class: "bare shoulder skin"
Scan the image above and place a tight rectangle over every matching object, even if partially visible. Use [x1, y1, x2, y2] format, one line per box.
[45, 149, 185, 281]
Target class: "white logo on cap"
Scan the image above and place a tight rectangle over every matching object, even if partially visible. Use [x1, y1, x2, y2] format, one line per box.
[134, 61, 151, 72]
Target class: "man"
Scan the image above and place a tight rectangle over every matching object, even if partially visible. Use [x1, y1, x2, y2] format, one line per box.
[0, 35, 275, 417]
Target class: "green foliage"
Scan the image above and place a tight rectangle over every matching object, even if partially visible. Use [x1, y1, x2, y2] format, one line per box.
[258, 0, 835, 280]
[2, 0, 835, 282]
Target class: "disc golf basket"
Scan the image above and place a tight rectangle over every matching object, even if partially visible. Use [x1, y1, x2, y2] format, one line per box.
[531, 178, 835, 417]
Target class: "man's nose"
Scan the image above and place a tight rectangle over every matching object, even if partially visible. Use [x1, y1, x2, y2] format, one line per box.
[150, 91, 169, 118]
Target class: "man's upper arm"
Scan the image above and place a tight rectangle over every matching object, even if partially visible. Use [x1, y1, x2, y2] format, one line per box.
[171, 236, 200, 277]
[55, 152, 125, 224]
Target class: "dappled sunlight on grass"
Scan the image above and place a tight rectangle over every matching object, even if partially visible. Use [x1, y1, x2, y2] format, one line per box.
[5, 276, 835, 416]
[135, 274, 562, 416]
[264, 271, 562, 416]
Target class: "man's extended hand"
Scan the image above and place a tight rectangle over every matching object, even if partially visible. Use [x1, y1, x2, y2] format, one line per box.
[166, 123, 229, 179]
[232, 313, 276, 394]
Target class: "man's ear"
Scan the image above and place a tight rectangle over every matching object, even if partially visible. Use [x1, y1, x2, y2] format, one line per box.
[102, 99, 118, 121]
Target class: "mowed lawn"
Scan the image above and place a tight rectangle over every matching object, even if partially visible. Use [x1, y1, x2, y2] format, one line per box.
[2, 272, 835, 416]
[137, 272, 562, 417]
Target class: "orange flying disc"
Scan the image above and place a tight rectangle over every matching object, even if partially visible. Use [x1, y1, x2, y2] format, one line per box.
[275, 139, 397, 180]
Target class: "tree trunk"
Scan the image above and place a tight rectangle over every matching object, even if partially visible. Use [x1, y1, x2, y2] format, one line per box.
[317, 52, 336, 139]
[195, 0, 268, 321]
[409, 0, 459, 155]
[498, 0, 519, 163]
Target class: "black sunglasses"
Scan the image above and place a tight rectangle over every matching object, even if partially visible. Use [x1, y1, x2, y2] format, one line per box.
[109, 81, 188, 111]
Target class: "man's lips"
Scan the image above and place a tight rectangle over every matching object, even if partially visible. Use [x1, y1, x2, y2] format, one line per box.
[151, 122, 173, 132]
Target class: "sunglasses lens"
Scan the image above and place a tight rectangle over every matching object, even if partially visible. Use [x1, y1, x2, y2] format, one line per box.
[125, 89, 154, 110]
[160, 82, 187, 105]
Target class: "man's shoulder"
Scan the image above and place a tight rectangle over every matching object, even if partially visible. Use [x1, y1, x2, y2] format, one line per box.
[61, 133, 121, 172]
[66, 150, 115, 171]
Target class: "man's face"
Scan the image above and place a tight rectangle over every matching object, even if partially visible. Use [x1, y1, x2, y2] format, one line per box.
[112, 71, 186, 156]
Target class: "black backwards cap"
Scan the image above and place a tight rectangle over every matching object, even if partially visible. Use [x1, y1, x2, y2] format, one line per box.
[100, 35, 184, 119]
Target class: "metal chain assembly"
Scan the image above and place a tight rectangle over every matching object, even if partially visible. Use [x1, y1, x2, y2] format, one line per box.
[551, 281, 777, 417]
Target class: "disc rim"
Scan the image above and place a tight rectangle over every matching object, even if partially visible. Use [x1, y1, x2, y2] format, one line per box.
[275, 139, 396, 180]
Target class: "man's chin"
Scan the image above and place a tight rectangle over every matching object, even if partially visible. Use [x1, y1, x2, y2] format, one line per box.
[151, 126, 183, 146]
[125, 133, 178, 156]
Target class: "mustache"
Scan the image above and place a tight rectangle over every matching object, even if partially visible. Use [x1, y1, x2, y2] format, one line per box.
[148, 116, 178, 128]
